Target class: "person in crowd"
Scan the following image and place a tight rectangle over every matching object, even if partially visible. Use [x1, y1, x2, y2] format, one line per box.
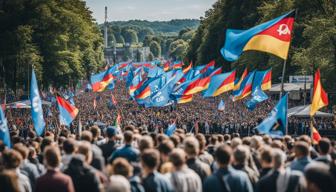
[290, 141, 312, 172]
[35, 146, 75, 192]
[27, 146, 44, 174]
[232, 145, 259, 186]
[258, 146, 273, 178]
[0, 170, 20, 192]
[256, 148, 306, 192]
[2, 149, 32, 192]
[13, 143, 40, 190]
[169, 148, 202, 192]
[81, 130, 105, 171]
[109, 131, 140, 163]
[183, 136, 211, 182]
[100, 126, 119, 162]
[195, 133, 213, 165]
[158, 139, 175, 174]
[304, 162, 336, 192]
[106, 175, 131, 192]
[315, 138, 332, 164]
[203, 144, 253, 192]
[110, 157, 145, 192]
[61, 138, 77, 170]
[140, 149, 173, 192]
[64, 141, 101, 192]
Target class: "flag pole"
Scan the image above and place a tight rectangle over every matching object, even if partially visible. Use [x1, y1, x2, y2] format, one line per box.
[280, 59, 287, 98]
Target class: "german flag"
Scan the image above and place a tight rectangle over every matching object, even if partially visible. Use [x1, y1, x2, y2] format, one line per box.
[176, 95, 193, 104]
[135, 86, 151, 100]
[310, 69, 328, 116]
[221, 10, 295, 61]
[164, 61, 170, 71]
[203, 71, 236, 97]
[184, 68, 222, 95]
[234, 68, 248, 91]
[261, 69, 272, 90]
[173, 61, 183, 69]
[233, 71, 255, 101]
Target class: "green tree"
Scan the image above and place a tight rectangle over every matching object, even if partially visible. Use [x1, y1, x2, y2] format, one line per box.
[149, 41, 161, 58]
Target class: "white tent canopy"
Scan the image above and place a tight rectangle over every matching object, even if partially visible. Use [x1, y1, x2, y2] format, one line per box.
[288, 105, 333, 118]
[270, 83, 311, 92]
[6, 100, 52, 109]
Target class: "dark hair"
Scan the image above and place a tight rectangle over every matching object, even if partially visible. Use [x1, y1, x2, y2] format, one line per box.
[124, 131, 133, 143]
[318, 138, 331, 155]
[40, 137, 53, 153]
[215, 144, 232, 165]
[111, 158, 133, 178]
[141, 149, 160, 169]
[305, 163, 336, 192]
[44, 146, 61, 168]
[294, 141, 310, 157]
[2, 150, 22, 169]
[158, 140, 174, 155]
[169, 149, 186, 168]
[63, 139, 76, 154]
[138, 136, 153, 152]
[0, 170, 20, 192]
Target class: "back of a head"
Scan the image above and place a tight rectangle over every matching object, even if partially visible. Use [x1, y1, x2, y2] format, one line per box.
[183, 136, 200, 157]
[260, 146, 273, 164]
[44, 146, 61, 168]
[169, 148, 186, 168]
[158, 140, 174, 155]
[111, 158, 133, 178]
[0, 170, 20, 192]
[294, 141, 310, 157]
[195, 134, 206, 151]
[141, 149, 160, 170]
[123, 131, 133, 144]
[2, 150, 22, 169]
[318, 138, 331, 155]
[231, 137, 242, 149]
[304, 162, 336, 192]
[215, 144, 232, 166]
[81, 131, 93, 143]
[106, 175, 131, 192]
[233, 145, 250, 165]
[272, 148, 286, 169]
[13, 143, 29, 160]
[77, 141, 92, 163]
[90, 126, 100, 139]
[138, 135, 154, 152]
[63, 138, 76, 154]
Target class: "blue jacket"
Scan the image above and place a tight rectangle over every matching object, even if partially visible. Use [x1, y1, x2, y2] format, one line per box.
[203, 166, 253, 192]
[142, 172, 174, 192]
[289, 156, 311, 172]
[109, 144, 140, 163]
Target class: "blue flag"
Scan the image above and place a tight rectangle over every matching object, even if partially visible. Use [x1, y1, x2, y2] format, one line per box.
[245, 86, 269, 111]
[0, 106, 11, 147]
[166, 123, 177, 136]
[256, 94, 288, 137]
[30, 70, 45, 136]
[218, 100, 225, 111]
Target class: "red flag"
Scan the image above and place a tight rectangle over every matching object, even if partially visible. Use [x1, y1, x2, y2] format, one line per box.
[310, 69, 328, 116]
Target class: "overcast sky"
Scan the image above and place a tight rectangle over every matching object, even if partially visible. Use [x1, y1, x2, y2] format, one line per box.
[84, 0, 217, 23]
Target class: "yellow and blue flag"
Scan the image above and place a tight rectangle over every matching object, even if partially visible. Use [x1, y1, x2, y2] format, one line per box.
[221, 11, 295, 61]
[203, 70, 236, 97]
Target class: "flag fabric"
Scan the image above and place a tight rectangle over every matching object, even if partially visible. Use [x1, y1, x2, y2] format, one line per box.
[234, 68, 248, 91]
[200, 60, 215, 74]
[256, 94, 288, 137]
[184, 68, 222, 95]
[175, 95, 193, 104]
[0, 106, 11, 147]
[173, 61, 183, 69]
[233, 71, 255, 101]
[221, 10, 295, 61]
[183, 62, 192, 74]
[164, 61, 170, 71]
[1, 95, 6, 111]
[218, 100, 225, 111]
[245, 86, 269, 111]
[166, 123, 177, 136]
[90, 66, 116, 92]
[30, 70, 45, 136]
[203, 71, 236, 97]
[135, 86, 151, 100]
[310, 121, 321, 144]
[310, 69, 328, 116]
[252, 69, 272, 91]
[56, 96, 79, 126]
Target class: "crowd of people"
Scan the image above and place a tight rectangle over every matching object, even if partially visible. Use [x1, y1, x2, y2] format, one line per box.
[1, 81, 336, 192]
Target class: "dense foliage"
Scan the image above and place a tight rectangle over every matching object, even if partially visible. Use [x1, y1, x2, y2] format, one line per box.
[186, 0, 336, 98]
[0, 0, 104, 91]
